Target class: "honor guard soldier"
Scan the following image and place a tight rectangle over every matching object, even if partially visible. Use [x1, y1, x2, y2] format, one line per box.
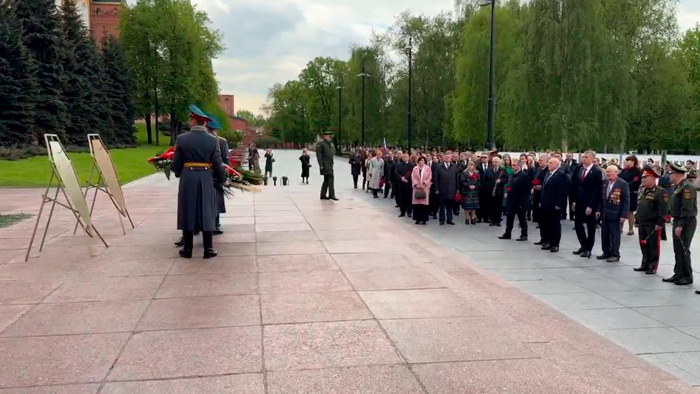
[317, 131, 338, 201]
[172, 104, 226, 259]
[633, 165, 668, 274]
[204, 114, 230, 235]
[662, 162, 697, 285]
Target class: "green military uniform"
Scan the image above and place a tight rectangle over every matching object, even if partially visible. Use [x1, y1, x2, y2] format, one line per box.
[634, 165, 668, 274]
[316, 131, 337, 200]
[663, 163, 697, 285]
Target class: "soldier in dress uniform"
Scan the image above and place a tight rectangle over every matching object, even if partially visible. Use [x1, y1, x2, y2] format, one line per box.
[205, 115, 230, 235]
[662, 162, 697, 285]
[172, 104, 225, 258]
[633, 165, 668, 274]
[317, 131, 338, 201]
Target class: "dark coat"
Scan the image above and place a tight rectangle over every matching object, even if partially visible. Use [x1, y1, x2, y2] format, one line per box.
[214, 137, 230, 214]
[532, 167, 549, 209]
[265, 152, 274, 172]
[599, 178, 630, 220]
[573, 165, 603, 213]
[300, 154, 311, 177]
[172, 126, 225, 232]
[433, 162, 458, 200]
[316, 140, 334, 175]
[506, 170, 532, 213]
[349, 154, 362, 176]
[540, 169, 568, 211]
[619, 166, 642, 194]
[383, 157, 396, 182]
[395, 161, 415, 190]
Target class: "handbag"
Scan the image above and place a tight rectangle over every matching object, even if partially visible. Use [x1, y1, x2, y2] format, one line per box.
[414, 189, 427, 200]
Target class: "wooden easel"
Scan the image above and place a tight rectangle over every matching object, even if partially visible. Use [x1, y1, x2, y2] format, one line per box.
[72, 134, 134, 235]
[25, 135, 108, 261]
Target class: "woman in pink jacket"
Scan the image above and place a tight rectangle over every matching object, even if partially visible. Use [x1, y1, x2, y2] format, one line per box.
[411, 156, 432, 225]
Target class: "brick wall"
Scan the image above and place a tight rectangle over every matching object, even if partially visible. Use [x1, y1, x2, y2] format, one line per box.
[218, 95, 235, 117]
[90, 2, 121, 43]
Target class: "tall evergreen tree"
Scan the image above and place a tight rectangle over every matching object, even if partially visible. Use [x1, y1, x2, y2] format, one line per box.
[58, 0, 92, 146]
[101, 34, 137, 145]
[0, 0, 38, 147]
[85, 35, 115, 143]
[15, 0, 67, 143]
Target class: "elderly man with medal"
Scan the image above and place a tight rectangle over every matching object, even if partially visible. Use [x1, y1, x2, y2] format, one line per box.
[172, 104, 226, 258]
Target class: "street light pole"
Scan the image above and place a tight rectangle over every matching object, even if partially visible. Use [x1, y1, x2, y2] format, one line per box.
[407, 36, 413, 153]
[336, 86, 343, 153]
[484, 0, 496, 150]
[356, 69, 371, 148]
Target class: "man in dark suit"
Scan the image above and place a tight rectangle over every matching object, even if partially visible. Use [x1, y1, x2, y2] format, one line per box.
[395, 153, 414, 217]
[597, 165, 630, 262]
[483, 156, 507, 226]
[562, 153, 579, 221]
[433, 152, 458, 225]
[477, 152, 490, 222]
[532, 154, 549, 244]
[499, 159, 531, 241]
[573, 151, 603, 258]
[383, 150, 396, 198]
[426, 153, 439, 219]
[539, 157, 569, 253]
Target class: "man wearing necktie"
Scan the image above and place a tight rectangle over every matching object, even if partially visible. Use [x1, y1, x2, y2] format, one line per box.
[539, 158, 568, 252]
[572, 151, 603, 258]
[596, 165, 630, 262]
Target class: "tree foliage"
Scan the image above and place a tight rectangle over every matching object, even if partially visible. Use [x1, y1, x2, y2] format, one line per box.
[264, 0, 699, 153]
[120, 0, 224, 145]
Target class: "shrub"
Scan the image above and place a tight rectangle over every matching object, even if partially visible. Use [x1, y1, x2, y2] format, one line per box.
[254, 136, 282, 149]
[219, 129, 243, 147]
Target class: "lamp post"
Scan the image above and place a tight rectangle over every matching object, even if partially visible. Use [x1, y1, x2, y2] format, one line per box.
[406, 36, 413, 152]
[480, 0, 496, 150]
[357, 68, 371, 147]
[336, 86, 343, 152]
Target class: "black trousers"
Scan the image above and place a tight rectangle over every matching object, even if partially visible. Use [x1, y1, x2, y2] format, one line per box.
[183, 230, 213, 251]
[575, 207, 597, 251]
[478, 191, 490, 221]
[490, 193, 503, 224]
[505, 208, 527, 237]
[673, 218, 696, 280]
[540, 208, 561, 246]
[399, 185, 413, 215]
[430, 191, 439, 216]
[384, 181, 392, 198]
[567, 194, 576, 220]
[601, 216, 622, 258]
[639, 223, 661, 271]
[352, 174, 359, 188]
[453, 200, 460, 216]
[395, 184, 401, 206]
[439, 198, 453, 224]
[321, 174, 335, 198]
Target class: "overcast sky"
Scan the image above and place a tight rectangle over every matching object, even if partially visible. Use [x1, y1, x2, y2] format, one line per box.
[191, 0, 700, 115]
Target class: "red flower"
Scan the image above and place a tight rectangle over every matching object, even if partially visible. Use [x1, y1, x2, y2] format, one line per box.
[506, 187, 511, 192]
[640, 240, 648, 246]
[633, 176, 640, 182]
[470, 174, 478, 180]
[532, 179, 540, 185]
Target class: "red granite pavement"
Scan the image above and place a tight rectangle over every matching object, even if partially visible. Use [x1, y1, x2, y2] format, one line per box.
[0, 170, 697, 393]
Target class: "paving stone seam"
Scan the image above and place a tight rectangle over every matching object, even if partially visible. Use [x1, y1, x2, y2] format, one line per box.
[0, 279, 63, 336]
[289, 197, 431, 394]
[97, 274, 169, 393]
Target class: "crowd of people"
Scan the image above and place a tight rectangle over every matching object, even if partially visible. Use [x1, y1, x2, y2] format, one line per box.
[349, 147, 698, 291]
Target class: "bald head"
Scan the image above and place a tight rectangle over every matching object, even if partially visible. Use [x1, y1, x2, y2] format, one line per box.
[605, 165, 619, 182]
[548, 157, 560, 172]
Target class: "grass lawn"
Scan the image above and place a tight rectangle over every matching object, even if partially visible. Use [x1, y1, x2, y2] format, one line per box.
[0, 124, 171, 188]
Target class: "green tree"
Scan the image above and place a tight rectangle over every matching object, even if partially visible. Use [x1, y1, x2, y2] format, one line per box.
[102, 34, 138, 145]
[0, 0, 37, 147]
[15, 0, 67, 143]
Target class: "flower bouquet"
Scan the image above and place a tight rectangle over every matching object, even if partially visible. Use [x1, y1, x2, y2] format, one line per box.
[147, 147, 175, 180]
[222, 164, 262, 195]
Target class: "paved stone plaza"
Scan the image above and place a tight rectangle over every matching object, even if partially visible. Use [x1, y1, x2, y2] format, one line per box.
[0, 150, 698, 393]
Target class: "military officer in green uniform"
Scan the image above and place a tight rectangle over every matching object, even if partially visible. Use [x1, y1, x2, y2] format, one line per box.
[633, 165, 668, 274]
[316, 131, 338, 201]
[662, 162, 697, 285]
